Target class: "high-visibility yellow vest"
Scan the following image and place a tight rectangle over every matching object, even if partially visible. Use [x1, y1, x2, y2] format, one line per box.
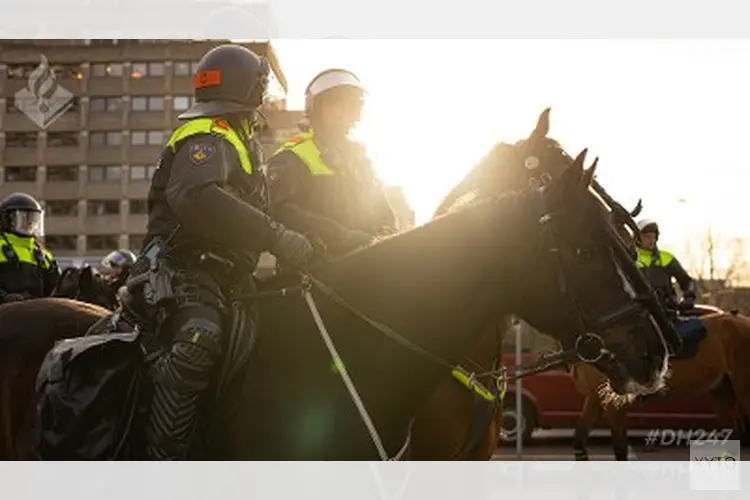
[0, 232, 54, 269]
[274, 131, 335, 176]
[636, 247, 675, 269]
[166, 118, 254, 174]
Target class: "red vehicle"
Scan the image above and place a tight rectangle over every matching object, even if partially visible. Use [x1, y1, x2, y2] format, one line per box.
[499, 307, 723, 443]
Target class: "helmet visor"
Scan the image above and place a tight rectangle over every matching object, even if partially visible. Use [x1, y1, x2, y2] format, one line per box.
[102, 252, 127, 269]
[10, 210, 43, 237]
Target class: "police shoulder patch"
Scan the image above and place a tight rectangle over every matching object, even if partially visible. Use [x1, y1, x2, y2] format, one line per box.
[188, 142, 216, 165]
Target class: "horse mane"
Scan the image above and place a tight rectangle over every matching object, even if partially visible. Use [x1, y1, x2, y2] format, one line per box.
[0, 298, 109, 370]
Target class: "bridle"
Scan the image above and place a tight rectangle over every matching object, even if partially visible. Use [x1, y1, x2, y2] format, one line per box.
[534, 191, 683, 365]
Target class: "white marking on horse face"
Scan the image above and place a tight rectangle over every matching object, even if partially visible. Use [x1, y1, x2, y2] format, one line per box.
[524, 156, 540, 170]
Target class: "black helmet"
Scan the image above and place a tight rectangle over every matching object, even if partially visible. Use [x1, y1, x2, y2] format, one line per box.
[178, 44, 270, 120]
[0, 192, 44, 237]
[101, 249, 136, 271]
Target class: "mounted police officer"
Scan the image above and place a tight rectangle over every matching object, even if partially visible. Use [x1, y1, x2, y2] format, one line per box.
[636, 218, 697, 316]
[266, 68, 397, 260]
[0, 192, 60, 303]
[127, 44, 315, 460]
[101, 248, 136, 291]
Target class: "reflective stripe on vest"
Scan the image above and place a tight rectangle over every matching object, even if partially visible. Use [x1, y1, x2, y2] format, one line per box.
[636, 248, 674, 269]
[166, 118, 253, 174]
[274, 131, 335, 176]
[0, 232, 53, 269]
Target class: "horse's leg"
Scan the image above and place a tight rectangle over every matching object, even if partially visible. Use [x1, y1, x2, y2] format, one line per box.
[604, 406, 629, 461]
[572, 394, 601, 460]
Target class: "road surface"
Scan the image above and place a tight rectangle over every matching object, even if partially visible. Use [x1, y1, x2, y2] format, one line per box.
[492, 429, 702, 460]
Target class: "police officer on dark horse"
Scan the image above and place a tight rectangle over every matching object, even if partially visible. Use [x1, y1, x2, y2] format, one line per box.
[124, 44, 316, 460]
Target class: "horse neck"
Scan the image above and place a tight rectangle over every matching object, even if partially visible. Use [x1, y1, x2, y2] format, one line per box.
[318, 192, 539, 369]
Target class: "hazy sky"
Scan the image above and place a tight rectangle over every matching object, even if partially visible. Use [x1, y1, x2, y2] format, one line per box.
[271, 40, 749, 273]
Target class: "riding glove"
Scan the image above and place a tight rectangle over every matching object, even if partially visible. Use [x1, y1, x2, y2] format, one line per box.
[270, 228, 316, 269]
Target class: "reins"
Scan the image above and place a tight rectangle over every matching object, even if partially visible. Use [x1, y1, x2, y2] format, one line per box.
[240, 271, 607, 460]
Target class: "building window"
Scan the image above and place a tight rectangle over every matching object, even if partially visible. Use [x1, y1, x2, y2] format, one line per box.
[131, 96, 165, 112]
[87, 199, 121, 216]
[45, 200, 79, 217]
[128, 199, 148, 215]
[130, 130, 164, 146]
[88, 165, 121, 183]
[173, 62, 191, 76]
[46, 235, 78, 251]
[91, 63, 124, 78]
[191, 61, 200, 73]
[6, 64, 36, 79]
[129, 164, 158, 181]
[87, 235, 120, 251]
[4, 166, 37, 182]
[129, 234, 146, 251]
[89, 96, 123, 112]
[89, 131, 122, 147]
[47, 165, 79, 182]
[5, 132, 38, 148]
[173, 96, 193, 111]
[47, 132, 80, 147]
[131, 62, 165, 78]
[51, 63, 84, 80]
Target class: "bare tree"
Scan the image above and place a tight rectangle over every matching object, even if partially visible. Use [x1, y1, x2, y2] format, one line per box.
[684, 227, 750, 304]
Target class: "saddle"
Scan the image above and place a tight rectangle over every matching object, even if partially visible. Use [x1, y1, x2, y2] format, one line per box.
[671, 314, 709, 360]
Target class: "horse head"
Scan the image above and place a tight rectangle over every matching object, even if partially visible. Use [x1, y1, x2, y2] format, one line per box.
[503, 117, 678, 397]
[52, 266, 120, 310]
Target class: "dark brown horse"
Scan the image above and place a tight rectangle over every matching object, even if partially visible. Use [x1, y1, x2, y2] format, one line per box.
[410, 109, 654, 460]
[18, 145, 672, 459]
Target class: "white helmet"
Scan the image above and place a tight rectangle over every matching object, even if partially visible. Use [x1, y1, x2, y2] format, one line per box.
[636, 219, 659, 236]
[304, 68, 366, 116]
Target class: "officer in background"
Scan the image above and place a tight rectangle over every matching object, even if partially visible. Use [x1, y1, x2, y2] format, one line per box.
[266, 68, 397, 259]
[129, 44, 315, 460]
[100, 248, 136, 291]
[0, 192, 60, 303]
[636, 218, 698, 314]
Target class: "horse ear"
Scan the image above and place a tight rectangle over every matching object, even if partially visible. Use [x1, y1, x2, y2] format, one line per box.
[558, 147, 587, 189]
[529, 107, 551, 140]
[581, 156, 598, 188]
[630, 198, 643, 217]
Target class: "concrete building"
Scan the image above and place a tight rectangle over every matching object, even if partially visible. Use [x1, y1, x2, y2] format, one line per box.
[0, 39, 415, 269]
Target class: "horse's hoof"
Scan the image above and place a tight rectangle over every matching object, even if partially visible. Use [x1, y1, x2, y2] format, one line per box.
[574, 449, 589, 461]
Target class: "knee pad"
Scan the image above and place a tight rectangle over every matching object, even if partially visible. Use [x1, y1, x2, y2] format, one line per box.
[154, 317, 224, 391]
